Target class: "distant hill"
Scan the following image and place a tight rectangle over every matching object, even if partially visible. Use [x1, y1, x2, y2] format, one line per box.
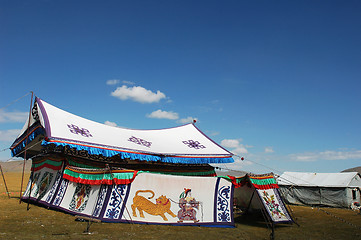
[0, 160, 31, 173]
[342, 166, 361, 174]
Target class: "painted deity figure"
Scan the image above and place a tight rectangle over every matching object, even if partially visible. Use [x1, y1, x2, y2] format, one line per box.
[75, 185, 87, 209]
[177, 188, 200, 223]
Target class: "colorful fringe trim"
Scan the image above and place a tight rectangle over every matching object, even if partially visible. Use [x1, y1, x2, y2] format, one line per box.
[31, 158, 63, 171]
[222, 174, 279, 189]
[225, 175, 246, 188]
[63, 166, 138, 185]
[248, 175, 278, 190]
[42, 139, 234, 164]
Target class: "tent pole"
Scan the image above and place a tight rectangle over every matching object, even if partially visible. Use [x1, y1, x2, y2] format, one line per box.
[270, 222, 275, 240]
[0, 163, 10, 198]
[19, 91, 34, 203]
[26, 172, 34, 210]
[245, 188, 256, 214]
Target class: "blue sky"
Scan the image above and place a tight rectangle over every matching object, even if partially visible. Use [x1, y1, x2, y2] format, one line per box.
[1, 0, 360, 174]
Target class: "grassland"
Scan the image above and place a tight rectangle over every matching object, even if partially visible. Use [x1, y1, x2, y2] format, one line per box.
[0, 168, 360, 239]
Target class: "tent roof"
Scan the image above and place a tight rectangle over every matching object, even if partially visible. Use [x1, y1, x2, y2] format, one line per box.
[277, 172, 361, 188]
[11, 98, 233, 164]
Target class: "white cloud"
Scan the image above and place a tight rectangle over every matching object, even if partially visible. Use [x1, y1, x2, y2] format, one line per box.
[290, 150, 361, 162]
[265, 147, 274, 153]
[146, 110, 179, 120]
[0, 129, 21, 141]
[0, 110, 28, 123]
[178, 117, 198, 124]
[221, 139, 242, 149]
[111, 85, 166, 104]
[104, 121, 118, 127]
[232, 146, 249, 155]
[122, 80, 135, 85]
[106, 79, 120, 85]
[221, 138, 248, 155]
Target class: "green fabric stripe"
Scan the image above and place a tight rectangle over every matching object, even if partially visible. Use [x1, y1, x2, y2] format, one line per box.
[249, 177, 277, 186]
[218, 176, 232, 181]
[64, 169, 135, 180]
[32, 159, 62, 168]
[218, 175, 247, 181]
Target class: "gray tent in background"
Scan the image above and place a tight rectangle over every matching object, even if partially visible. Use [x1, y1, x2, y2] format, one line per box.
[277, 172, 361, 208]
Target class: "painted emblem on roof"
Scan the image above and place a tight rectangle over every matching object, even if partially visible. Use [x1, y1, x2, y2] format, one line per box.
[67, 124, 93, 137]
[182, 140, 206, 149]
[128, 136, 152, 148]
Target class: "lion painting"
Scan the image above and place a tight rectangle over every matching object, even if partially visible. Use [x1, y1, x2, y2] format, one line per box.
[131, 190, 176, 221]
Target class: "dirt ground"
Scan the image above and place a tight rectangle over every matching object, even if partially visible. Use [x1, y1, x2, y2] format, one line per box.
[0, 167, 360, 240]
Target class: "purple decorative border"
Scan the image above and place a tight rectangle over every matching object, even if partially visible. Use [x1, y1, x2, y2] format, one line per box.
[213, 178, 234, 224]
[36, 98, 52, 138]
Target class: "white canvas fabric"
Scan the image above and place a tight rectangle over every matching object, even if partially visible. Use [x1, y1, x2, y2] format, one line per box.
[35, 98, 232, 159]
[278, 172, 361, 208]
[278, 172, 361, 188]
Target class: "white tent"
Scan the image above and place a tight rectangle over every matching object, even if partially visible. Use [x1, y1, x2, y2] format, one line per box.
[277, 172, 361, 208]
[10, 97, 236, 227]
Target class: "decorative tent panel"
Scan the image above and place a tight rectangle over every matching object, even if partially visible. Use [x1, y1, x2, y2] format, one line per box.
[11, 98, 234, 164]
[23, 163, 64, 203]
[256, 189, 292, 223]
[232, 174, 293, 224]
[22, 159, 234, 227]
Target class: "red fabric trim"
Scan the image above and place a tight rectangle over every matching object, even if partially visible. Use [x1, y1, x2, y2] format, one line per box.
[31, 163, 62, 172]
[227, 175, 244, 188]
[252, 183, 279, 190]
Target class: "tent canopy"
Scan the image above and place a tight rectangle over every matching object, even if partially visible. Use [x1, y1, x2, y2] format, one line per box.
[11, 97, 234, 164]
[277, 172, 361, 188]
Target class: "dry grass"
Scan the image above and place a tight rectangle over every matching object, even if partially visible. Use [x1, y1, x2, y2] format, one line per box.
[1, 171, 360, 240]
